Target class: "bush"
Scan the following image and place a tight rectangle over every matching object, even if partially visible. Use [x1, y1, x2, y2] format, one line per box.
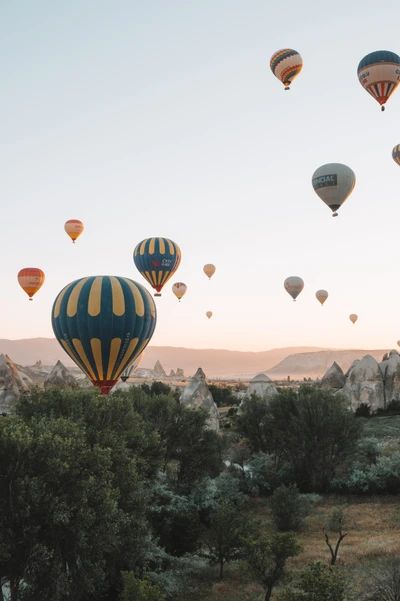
[208, 385, 240, 407]
[270, 484, 320, 531]
[120, 573, 165, 601]
[345, 452, 400, 494]
[386, 399, 400, 414]
[355, 403, 371, 418]
[278, 561, 351, 601]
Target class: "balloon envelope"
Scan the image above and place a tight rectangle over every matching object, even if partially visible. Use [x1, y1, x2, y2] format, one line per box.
[270, 48, 303, 89]
[397, 341, 400, 348]
[206, 311, 213, 319]
[172, 282, 187, 301]
[64, 219, 84, 243]
[133, 237, 181, 296]
[312, 163, 356, 216]
[392, 145, 400, 166]
[358, 51, 400, 110]
[121, 351, 145, 382]
[349, 314, 358, 324]
[284, 276, 304, 301]
[316, 290, 328, 306]
[18, 268, 45, 300]
[203, 264, 216, 279]
[51, 276, 157, 394]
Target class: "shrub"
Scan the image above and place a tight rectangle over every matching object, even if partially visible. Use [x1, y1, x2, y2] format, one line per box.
[270, 484, 320, 531]
[355, 403, 371, 418]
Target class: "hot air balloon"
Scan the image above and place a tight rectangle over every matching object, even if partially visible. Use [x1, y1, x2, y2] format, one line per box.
[18, 268, 45, 301]
[349, 314, 358, 325]
[312, 163, 356, 217]
[121, 352, 145, 382]
[51, 276, 157, 394]
[203, 264, 216, 279]
[316, 290, 328, 306]
[172, 282, 187, 302]
[270, 48, 303, 90]
[64, 219, 84, 243]
[284, 276, 304, 301]
[133, 237, 181, 297]
[397, 341, 400, 348]
[357, 51, 400, 111]
[392, 145, 400, 165]
[206, 311, 213, 319]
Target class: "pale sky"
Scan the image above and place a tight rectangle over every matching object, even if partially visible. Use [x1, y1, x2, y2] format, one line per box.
[1, 0, 400, 352]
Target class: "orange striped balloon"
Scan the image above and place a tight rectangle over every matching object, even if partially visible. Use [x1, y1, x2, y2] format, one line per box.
[17, 268, 45, 300]
[64, 219, 84, 243]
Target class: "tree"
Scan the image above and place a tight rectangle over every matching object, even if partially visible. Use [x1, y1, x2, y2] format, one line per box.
[208, 385, 239, 407]
[360, 558, 400, 601]
[270, 485, 318, 531]
[278, 561, 351, 601]
[267, 387, 361, 492]
[234, 394, 274, 454]
[323, 508, 354, 565]
[120, 572, 165, 601]
[203, 502, 252, 579]
[245, 532, 302, 601]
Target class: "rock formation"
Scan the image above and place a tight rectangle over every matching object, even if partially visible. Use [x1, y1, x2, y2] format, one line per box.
[180, 367, 219, 431]
[153, 361, 166, 378]
[320, 362, 347, 390]
[244, 373, 278, 401]
[380, 350, 400, 404]
[176, 368, 185, 379]
[341, 355, 385, 411]
[169, 369, 176, 378]
[44, 361, 77, 389]
[0, 354, 29, 414]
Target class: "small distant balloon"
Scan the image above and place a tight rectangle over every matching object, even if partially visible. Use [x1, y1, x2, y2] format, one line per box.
[18, 268, 45, 301]
[270, 48, 303, 90]
[392, 145, 400, 166]
[284, 276, 304, 301]
[316, 290, 328, 306]
[349, 314, 358, 325]
[172, 282, 187, 302]
[397, 341, 400, 348]
[357, 50, 400, 111]
[312, 163, 356, 217]
[206, 311, 213, 319]
[64, 219, 84, 243]
[203, 264, 216, 279]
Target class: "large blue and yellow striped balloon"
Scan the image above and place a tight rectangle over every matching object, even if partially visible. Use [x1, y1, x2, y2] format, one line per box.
[133, 237, 181, 296]
[51, 276, 157, 394]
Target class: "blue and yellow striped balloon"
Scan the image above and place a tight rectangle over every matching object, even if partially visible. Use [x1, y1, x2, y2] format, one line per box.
[392, 144, 400, 166]
[51, 276, 157, 394]
[133, 237, 181, 296]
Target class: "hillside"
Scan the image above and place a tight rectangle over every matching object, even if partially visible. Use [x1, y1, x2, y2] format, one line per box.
[0, 338, 329, 376]
[266, 348, 390, 378]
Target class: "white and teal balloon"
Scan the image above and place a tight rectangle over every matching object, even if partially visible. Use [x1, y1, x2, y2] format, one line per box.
[312, 163, 356, 217]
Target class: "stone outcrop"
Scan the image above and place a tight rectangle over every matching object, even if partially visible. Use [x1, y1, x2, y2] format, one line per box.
[0, 354, 29, 414]
[176, 368, 185, 379]
[180, 367, 219, 431]
[320, 362, 347, 390]
[244, 373, 278, 401]
[153, 361, 166, 377]
[44, 361, 77, 389]
[380, 350, 400, 404]
[169, 369, 176, 378]
[341, 355, 384, 411]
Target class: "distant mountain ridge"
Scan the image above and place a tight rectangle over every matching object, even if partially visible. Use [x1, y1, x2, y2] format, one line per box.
[0, 338, 392, 379]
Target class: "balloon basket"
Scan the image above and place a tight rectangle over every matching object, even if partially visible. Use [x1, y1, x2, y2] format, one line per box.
[29, 298, 33, 301]
[381, 106, 385, 112]
[284, 86, 290, 91]
[154, 293, 161, 297]
[332, 212, 338, 217]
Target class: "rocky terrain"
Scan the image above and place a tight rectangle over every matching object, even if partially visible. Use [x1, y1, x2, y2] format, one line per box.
[319, 350, 400, 411]
[180, 368, 219, 431]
